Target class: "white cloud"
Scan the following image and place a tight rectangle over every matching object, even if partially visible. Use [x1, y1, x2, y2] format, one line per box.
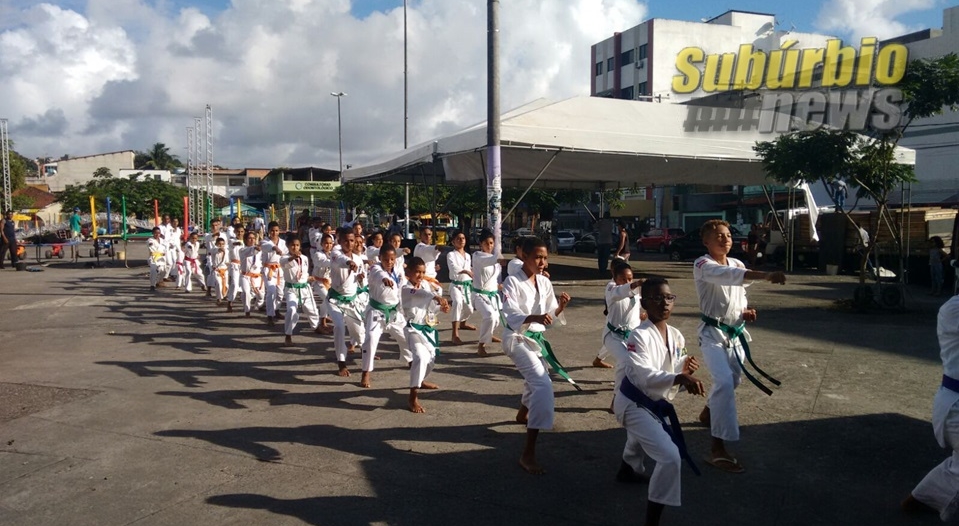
[0, 0, 646, 168]
[815, 0, 938, 40]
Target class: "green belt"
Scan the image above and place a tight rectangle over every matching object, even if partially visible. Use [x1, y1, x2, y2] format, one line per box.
[328, 288, 357, 304]
[523, 330, 582, 391]
[357, 285, 369, 295]
[285, 282, 309, 303]
[452, 279, 473, 306]
[409, 322, 440, 354]
[369, 298, 399, 323]
[701, 314, 781, 396]
[606, 322, 630, 340]
[476, 288, 507, 328]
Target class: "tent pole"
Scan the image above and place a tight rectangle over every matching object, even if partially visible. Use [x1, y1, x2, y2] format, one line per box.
[486, 0, 502, 258]
[503, 150, 560, 222]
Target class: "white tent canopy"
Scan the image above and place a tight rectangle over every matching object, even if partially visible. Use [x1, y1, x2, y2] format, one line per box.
[341, 96, 915, 189]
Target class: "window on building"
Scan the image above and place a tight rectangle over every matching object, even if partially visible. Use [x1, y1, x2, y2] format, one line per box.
[595, 62, 603, 76]
[607, 57, 614, 71]
[228, 177, 245, 187]
[638, 82, 648, 96]
[620, 86, 635, 100]
[620, 48, 634, 65]
[248, 177, 259, 186]
[638, 44, 648, 60]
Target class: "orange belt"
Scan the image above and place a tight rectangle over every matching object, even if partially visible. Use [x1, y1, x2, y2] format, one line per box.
[215, 267, 229, 296]
[230, 259, 240, 264]
[265, 263, 281, 284]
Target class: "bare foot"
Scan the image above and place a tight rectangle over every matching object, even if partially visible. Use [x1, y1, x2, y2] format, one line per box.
[477, 345, 489, 357]
[516, 405, 529, 425]
[284, 335, 293, 346]
[216, 299, 222, 306]
[902, 494, 937, 514]
[267, 316, 275, 326]
[348, 345, 357, 354]
[592, 356, 613, 368]
[336, 362, 351, 377]
[461, 323, 477, 331]
[699, 406, 711, 426]
[491, 336, 502, 343]
[360, 372, 371, 388]
[420, 381, 439, 389]
[245, 312, 251, 317]
[409, 391, 425, 413]
[519, 455, 545, 474]
[227, 302, 233, 313]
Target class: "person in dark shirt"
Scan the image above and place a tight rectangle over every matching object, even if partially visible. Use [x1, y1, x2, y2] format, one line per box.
[1, 210, 18, 269]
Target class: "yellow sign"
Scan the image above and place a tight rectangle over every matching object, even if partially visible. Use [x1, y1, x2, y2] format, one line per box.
[672, 38, 908, 94]
[282, 181, 340, 193]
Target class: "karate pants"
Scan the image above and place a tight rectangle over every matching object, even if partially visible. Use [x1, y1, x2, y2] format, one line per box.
[263, 273, 286, 317]
[149, 260, 168, 287]
[182, 261, 205, 292]
[406, 328, 436, 388]
[599, 331, 629, 364]
[503, 333, 554, 430]
[351, 293, 369, 347]
[913, 391, 959, 521]
[700, 338, 744, 442]
[313, 283, 330, 319]
[614, 392, 682, 507]
[363, 310, 408, 372]
[284, 286, 319, 336]
[241, 275, 265, 313]
[227, 265, 241, 301]
[449, 283, 474, 322]
[472, 292, 500, 344]
[330, 300, 365, 362]
[164, 250, 176, 279]
[213, 268, 229, 300]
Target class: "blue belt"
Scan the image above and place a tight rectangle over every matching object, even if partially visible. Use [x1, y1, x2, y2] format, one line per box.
[619, 377, 700, 476]
[943, 374, 959, 394]
[701, 314, 781, 396]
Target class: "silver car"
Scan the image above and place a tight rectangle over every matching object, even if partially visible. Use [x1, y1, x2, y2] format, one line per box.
[556, 230, 576, 252]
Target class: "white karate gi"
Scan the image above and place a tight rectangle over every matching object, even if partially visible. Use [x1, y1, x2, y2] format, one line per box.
[507, 258, 525, 280]
[311, 249, 333, 320]
[363, 263, 410, 372]
[181, 241, 205, 292]
[471, 250, 502, 345]
[167, 226, 183, 281]
[226, 241, 242, 302]
[261, 237, 287, 318]
[351, 250, 370, 348]
[601, 280, 643, 363]
[281, 253, 318, 335]
[211, 248, 229, 300]
[204, 231, 229, 289]
[402, 281, 443, 388]
[158, 222, 174, 278]
[329, 251, 366, 362]
[447, 249, 474, 323]
[912, 295, 959, 521]
[501, 273, 565, 430]
[615, 320, 689, 507]
[239, 245, 265, 313]
[414, 242, 441, 279]
[147, 238, 167, 287]
[694, 254, 750, 442]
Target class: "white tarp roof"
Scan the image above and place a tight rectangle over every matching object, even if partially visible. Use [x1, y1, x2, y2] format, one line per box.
[341, 96, 915, 189]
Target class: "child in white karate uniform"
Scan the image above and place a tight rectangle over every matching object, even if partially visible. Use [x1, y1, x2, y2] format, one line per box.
[361, 245, 411, 388]
[472, 231, 503, 357]
[501, 237, 571, 475]
[447, 230, 476, 344]
[147, 227, 168, 291]
[226, 225, 244, 312]
[261, 221, 287, 325]
[281, 238, 319, 345]
[598, 260, 645, 367]
[329, 227, 366, 377]
[239, 231, 265, 316]
[181, 232, 205, 292]
[695, 219, 785, 473]
[402, 257, 449, 413]
[311, 234, 334, 334]
[203, 218, 227, 297]
[211, 237, 230, 304]
[614, 277, 704, 526]
[413, 226, 442, 283]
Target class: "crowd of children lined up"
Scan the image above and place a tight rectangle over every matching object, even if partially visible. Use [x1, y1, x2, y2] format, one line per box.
[145, 215, 793, 526]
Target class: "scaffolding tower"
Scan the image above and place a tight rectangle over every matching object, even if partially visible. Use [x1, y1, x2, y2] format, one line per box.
[193, 116, 203, 229]
[187, 125, 196, 228]
[204, 104, 213, 228]
[1, 119, 10, 212]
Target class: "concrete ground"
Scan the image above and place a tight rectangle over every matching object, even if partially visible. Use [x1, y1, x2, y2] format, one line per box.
[0, 244, 952, 526]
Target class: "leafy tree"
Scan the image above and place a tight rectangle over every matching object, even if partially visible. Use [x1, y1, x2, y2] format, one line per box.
[136, 143, 182, 170]
[58, 169, 187, 219]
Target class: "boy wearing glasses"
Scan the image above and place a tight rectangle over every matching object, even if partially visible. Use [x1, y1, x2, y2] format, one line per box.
[694, 219, 785, 473]
[615, 277, 704, 526]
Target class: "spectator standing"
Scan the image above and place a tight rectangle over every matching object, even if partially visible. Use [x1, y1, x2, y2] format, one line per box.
[69, 207, 83, 260]
[833, 180, 848, 211]
[614, 221, 630, 262]
[596, 214, 613, 273]
[1, 210, 19, 269]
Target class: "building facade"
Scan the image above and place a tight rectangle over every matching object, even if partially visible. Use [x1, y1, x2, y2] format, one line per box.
[41, 151, 136, 192]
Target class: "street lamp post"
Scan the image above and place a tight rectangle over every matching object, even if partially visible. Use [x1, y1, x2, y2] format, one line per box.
[330, 92, 347, 173]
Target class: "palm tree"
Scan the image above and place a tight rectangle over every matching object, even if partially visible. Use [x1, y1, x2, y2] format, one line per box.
[139, 143, 180, 170]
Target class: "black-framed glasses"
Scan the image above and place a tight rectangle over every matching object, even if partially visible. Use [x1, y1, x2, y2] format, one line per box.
[648, 294, 677, 304]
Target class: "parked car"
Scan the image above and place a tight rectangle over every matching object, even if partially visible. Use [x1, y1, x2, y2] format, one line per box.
[556, 230, 576, 252]
[636, 228, 685, 253]
[666, 231, 748, 261]
[573, 233, 598, 253]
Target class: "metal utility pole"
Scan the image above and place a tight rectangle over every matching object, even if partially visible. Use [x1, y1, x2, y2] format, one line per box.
[187, 126, 195, 228]
[193, 117, 202, 229]
[205, 104, 213, 229]
[487, 0, 502, 257]
[404, 0, 411, 239]
[331, 92, 347, 174]
[0, 119, 10, 212]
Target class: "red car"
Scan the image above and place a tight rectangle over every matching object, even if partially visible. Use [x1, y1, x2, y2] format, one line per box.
[636, 228, 685, 253]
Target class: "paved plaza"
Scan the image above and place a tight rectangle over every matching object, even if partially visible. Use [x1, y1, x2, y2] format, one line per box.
[0, 248, 951, 525]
